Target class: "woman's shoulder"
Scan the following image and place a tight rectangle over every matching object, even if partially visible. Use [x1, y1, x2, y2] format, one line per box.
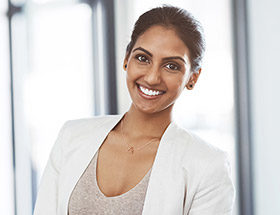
[62, 114, 121, 132]
[173, 123, 227, 156]
[172, 125, 235, 212]
[64, 114, 121, 126]
[55, 114, 122, 148]
[173, 125, 234, 197]
[171, 123, 230, 171]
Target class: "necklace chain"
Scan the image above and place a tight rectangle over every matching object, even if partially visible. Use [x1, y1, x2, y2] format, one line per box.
[120, 115, 160, 154]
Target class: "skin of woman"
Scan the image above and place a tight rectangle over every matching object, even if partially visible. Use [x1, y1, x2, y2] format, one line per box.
[96, 24, 201, 199]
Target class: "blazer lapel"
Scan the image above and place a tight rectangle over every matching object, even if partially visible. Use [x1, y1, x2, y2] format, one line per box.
[59, 114, 125, 215]
[142, 122, 186, 215]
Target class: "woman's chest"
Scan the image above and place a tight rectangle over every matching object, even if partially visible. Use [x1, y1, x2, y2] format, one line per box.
[58, 124, 189, 214]
[96, 136, 158, 197]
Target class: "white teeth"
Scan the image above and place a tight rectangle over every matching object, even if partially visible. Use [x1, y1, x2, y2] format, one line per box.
[139, 85, 162, 96]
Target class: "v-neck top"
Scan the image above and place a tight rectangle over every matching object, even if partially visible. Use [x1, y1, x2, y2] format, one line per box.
[68, 150, 152, 215]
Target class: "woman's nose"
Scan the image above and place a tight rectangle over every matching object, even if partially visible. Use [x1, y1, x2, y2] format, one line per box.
[143, 66, 161, 85]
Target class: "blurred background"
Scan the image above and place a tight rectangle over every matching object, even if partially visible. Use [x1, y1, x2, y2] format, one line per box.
[0, 0, 279, 214]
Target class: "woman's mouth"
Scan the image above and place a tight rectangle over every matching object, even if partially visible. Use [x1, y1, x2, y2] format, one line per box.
[136, 83, 165, 99]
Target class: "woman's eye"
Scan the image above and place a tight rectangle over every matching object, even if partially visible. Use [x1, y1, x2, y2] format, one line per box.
[136, 55, 149, 63]
[166, 63, 180, 71]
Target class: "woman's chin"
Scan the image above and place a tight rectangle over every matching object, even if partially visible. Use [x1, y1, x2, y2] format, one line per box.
[132, 103, 173, 116]
[131, 103, 157, 114]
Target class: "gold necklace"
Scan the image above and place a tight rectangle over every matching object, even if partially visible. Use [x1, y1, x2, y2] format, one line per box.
[120, 116, 160, 154]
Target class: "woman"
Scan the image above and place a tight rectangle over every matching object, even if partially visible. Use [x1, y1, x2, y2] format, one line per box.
[34, 5, 235, 215]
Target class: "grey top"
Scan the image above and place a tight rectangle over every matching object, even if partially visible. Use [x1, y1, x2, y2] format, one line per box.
[68, 150, 152, 215]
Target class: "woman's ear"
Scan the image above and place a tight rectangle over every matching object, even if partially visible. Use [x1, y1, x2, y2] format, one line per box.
[123, 60, 128, 71]
[186, 68, 201, 90]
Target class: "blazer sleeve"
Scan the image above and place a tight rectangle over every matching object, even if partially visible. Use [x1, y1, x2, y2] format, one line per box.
[33, 121, 70, 215]
[186, 152, 236, 215]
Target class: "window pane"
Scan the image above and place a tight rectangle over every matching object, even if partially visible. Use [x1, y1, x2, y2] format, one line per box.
[11, 3, 94, 212]
[0, 11, 15, 215]
[28, 2, 94, 182]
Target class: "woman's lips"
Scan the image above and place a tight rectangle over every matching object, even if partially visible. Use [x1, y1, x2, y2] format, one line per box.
[136, 83, 165, 100]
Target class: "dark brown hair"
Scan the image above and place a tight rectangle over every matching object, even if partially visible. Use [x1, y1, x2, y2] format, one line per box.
[126, 5, 205, 72]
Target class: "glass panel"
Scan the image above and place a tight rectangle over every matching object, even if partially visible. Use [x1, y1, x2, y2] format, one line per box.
[30, 0, 78, 6]
[0, 12, 15, 215]
[27, 2, 94, 183]
[10, 0, 26, 7]
[0, 1, 8, 12]
[10, 2, 94, 212]
[12, 11, 35, 214]
[115, 0, 238, 214]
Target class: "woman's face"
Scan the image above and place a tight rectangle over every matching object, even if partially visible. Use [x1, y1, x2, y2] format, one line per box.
[124, 25, 200, 115]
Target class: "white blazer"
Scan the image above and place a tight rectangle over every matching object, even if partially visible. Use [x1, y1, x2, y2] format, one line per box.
[34, 113, 235, 215]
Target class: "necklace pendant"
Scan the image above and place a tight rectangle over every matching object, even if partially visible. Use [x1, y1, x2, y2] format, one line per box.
[128, 146, 134, 154]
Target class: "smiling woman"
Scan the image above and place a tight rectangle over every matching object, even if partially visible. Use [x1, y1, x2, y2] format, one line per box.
[34, 5, 235, 215]
[125, 25, 194, 114]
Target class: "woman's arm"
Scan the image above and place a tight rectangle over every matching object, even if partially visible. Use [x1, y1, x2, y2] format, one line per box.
[186, 152, 236, 215]
[33, 121, 70, 215]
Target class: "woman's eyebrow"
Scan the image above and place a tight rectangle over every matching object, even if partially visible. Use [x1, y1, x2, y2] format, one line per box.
[162, 56, 186, 64]
[133, 47, 153, 57]
[132, 47, 186, 64]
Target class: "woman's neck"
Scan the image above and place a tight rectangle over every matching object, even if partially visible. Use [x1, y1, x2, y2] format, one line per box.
[123, 104, 173, 139]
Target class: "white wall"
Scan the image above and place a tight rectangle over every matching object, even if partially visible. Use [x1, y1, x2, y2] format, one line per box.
[247, 0, 280, 214]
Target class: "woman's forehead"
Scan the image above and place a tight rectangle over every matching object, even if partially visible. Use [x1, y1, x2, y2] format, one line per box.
[132, 25, 190, 62]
